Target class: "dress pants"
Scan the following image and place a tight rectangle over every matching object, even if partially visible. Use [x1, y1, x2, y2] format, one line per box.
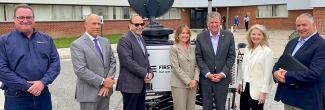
[171, 86, 197, 110]
[121, 88, 146, 110]
[79, 96, 110, 110]
[240, 83, 264, 110]
[4, 87, 52, 110]
[245, 22, 249, 31]
[200, 80, 229, 110]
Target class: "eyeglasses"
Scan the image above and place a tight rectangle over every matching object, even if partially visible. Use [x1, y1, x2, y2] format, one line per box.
[16, 16, 34, 21]
[132, 23, 145, 27]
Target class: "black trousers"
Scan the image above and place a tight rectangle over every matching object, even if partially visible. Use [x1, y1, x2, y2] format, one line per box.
[122, 88, 146, 110]
[245, 22, 249, 31]
[240, 83, 264, 110]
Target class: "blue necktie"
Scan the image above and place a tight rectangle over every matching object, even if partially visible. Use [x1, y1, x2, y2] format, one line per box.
[93, 38, 103, 62]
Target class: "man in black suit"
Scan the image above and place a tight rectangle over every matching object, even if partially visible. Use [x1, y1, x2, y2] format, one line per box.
[196, 12, 236, 110]
[273, 13, 325, 110]
[116, 15, 153, 110]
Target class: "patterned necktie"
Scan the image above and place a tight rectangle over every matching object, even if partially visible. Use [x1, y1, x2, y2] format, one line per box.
[93, 38, 104, 62]
[137, 37, 145, 54]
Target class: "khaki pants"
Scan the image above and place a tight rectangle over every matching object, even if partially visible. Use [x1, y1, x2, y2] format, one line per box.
[171, 87, 197, 110]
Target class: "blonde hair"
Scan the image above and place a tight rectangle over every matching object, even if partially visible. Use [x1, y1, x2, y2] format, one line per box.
[246, 24, 269, 49]
[174, 24, 191, 44]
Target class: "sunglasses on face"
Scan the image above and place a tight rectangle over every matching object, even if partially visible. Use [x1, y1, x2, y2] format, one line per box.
[132, 23, 145, 27]
[16, 16, 34, 21]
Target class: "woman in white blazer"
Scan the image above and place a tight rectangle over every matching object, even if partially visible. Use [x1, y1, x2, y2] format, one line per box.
[237, 24, 274, 110]
[169, 24, 199, 110]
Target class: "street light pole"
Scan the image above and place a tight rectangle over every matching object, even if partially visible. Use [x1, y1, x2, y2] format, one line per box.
[208, 0, 212, 13]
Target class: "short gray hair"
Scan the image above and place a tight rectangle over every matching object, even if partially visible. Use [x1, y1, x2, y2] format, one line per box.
[206, 12, 221, 23]
[296, 13, 314, 23]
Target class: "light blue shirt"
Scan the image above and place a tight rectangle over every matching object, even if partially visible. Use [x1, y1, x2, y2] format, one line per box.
[205, 29, 226, 78]
[291, 32, 316, 56]
[210, 31, 220, 55]
[85, 32, 102, 51]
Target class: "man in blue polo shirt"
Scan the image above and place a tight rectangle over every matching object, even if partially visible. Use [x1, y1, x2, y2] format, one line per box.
[0, 4, 60, 110]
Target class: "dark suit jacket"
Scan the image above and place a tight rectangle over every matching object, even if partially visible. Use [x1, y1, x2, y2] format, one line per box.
[116, 31, 152, 93]
[273, 33, 325, 110]
[195, 29, 236, 85]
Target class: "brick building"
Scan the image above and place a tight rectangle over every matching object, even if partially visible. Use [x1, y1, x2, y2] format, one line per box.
[0, 0, 324, 38]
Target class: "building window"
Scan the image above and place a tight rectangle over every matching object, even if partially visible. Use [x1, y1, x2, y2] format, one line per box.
[1, 4, 82, 21]
[158, 8, 181, 19]
[31, 5, 52, 21]
[115, 7, 120, 19]
[129, 8, 137, 17]
[53, 5, 73, 20]
[0, 4, 4, 21]
[4, 4, 15, 21]
[107, 7, 114, 20]
[72, 6, 83, 20]
[91, 6, 109, 20]
[107, 6, 132, 20]
[122, 7, 130, 19]
[52, 5, 82, 20]
[257, 4, 288, 18]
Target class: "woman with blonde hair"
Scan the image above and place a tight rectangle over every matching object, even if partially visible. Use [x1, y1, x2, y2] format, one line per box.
[169, 24, 199, 110]
[237, 24, 274, 110]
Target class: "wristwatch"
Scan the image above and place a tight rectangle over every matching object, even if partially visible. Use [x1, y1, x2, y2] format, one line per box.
[101, 78, 105, 86]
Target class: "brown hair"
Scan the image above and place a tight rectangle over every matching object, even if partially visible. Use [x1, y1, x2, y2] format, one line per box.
[174, 24, 191, 44]
[246, 24, 269, 49]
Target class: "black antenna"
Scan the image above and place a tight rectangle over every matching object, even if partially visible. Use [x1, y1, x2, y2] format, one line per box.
[128, 0, 174, 44]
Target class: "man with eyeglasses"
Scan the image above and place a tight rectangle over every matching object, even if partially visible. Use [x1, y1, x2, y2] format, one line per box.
[0, 4, 60, 110]
[116, 15, 153, 110]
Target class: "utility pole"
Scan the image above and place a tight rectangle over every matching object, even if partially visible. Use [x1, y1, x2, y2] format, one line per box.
[208, 0, 212, 13]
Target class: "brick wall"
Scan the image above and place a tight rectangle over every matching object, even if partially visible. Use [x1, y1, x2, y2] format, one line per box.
[218, 6, 256, 29]
[217, 6, 314, 31]
[314, 7, 325, 35]
[0, 8, 191, 38]
[2, 7, 324, 37]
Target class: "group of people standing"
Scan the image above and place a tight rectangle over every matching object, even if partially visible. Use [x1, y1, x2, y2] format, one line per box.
[0, 3, 324, 110]
[71, 13, 153, 110]
[170, 12, 325, 110]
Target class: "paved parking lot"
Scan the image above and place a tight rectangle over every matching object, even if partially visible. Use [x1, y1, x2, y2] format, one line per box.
[0, 29, 303, 110]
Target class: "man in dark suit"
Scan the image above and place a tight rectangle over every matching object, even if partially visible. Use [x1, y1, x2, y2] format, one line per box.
[116, 15, 153, 110]
[273, 13, 325, 110]
[196, 12, 236, 110]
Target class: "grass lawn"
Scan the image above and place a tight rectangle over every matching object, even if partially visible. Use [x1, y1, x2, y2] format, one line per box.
[54, 34, 121, 48]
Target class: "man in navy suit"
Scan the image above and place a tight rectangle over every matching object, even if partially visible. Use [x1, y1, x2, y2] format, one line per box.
[273, 13, 325, 110]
